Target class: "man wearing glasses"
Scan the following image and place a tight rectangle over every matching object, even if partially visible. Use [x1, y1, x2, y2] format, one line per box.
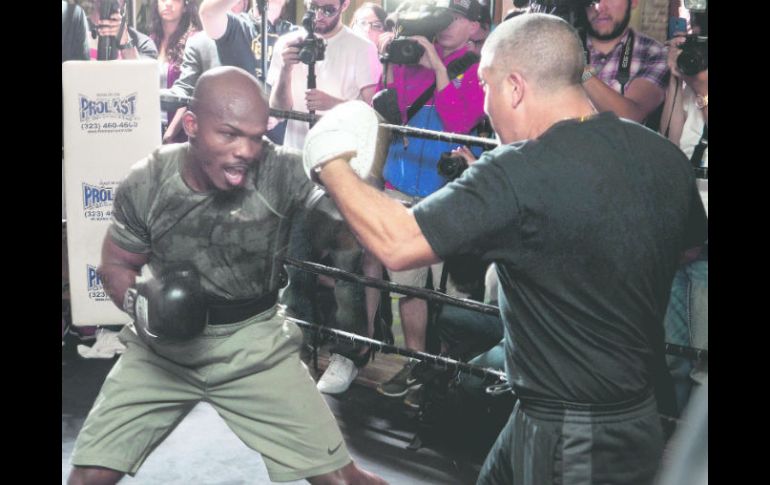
[267, 0, 382, 149]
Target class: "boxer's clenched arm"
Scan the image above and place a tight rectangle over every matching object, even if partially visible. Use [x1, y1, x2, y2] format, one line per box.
[318, 159, 440, 271]
[98, 235, 150, 309]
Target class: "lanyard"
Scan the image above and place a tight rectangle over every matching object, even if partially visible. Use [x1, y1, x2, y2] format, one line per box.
[691, 124, 708, 179]
[616, 30, 635, 95]
[587, 30, 635, 95]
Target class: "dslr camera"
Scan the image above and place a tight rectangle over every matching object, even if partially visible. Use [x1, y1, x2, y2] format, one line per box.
[437, 152, 468, 181]
[380, 0, 454, 65]
[298, 9, 326, 65]
[677, 0, 708, 76]
[676, 35, 708, 76]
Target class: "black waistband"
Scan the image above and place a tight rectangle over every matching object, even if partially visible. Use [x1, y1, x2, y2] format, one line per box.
[207, 289, 279, 326]
[518, 388, 654, 417]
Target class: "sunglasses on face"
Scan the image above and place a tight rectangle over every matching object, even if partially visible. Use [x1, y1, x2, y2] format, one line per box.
[306, 3, 340, 18]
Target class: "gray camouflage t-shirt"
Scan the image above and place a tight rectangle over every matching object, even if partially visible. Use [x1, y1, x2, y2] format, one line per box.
[109, 140, 315, 299]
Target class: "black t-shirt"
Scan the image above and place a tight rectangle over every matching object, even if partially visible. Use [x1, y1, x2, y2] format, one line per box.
[217, 13, 297, 80]
[413, 112, 707, 404]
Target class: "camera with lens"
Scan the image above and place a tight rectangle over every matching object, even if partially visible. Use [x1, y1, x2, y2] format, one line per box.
[676, 35, 708, 76]
[437, 151, 468, 181]
[385, 38, 426, 66]
[298, 9, 326, 65]
[380, 0, 454, 65]
[95, 0, 122, 60]
[676, 1, 708, 77]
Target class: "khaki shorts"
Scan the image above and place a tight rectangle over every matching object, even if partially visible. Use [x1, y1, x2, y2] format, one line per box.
[383, 187, 468, 300]
[70, 306, 351, 481]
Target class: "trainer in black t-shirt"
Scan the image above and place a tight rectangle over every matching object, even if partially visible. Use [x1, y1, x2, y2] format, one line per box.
[414, 111, 707, 405]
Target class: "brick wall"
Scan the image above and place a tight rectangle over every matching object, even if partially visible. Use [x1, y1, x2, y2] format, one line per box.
[638, 0, 671, 43]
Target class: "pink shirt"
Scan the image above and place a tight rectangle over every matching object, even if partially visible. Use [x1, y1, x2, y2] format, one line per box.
[378, 44, 485, 134]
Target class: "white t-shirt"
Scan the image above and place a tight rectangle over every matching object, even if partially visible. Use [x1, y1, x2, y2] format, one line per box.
[679, 86, 708, 168]
[267, 26, 382, 149]
[679, 86, 708, 215]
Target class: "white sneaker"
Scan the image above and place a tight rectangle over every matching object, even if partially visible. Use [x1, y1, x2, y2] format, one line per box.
[317, 354, 359, 394]
[76, 328, 126, 359]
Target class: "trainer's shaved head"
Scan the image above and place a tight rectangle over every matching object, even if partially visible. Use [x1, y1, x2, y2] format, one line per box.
[480, 13, 585, 93]
[190, 66, 269, 122]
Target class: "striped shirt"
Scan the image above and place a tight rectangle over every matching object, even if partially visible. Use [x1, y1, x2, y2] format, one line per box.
[587, 29, 669, 94]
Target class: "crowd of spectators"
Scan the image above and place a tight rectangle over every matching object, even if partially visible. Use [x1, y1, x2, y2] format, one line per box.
[63, 0, 708, 465]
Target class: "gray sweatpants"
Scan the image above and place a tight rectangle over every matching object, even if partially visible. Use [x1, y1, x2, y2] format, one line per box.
[477, 392, 663, 485]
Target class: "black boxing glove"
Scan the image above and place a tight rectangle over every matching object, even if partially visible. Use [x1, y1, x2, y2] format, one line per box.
[123, 263, 208, 343]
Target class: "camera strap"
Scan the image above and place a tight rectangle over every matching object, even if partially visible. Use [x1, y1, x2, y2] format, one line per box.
[690, 123, 708, 170]
[405, 51, 480, 123]
[585, 30, 634, 95]
[616, 30, 634, 96]
[116, 3, 129, 51]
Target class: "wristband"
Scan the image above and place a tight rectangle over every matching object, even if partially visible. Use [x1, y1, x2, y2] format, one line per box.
[581, 67, 595, 83]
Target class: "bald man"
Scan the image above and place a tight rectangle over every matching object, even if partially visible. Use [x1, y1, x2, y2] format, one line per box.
[67, 67, 386, 485]
[304, 14, 707, 484]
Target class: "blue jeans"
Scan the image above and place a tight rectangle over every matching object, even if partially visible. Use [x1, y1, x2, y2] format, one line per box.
[663, 255, 708, 415]
[435, 305, 505, 397]
[458, 340, 506, 399]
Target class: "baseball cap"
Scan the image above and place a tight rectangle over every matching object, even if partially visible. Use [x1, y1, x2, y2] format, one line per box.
[437, 0, 482, 22]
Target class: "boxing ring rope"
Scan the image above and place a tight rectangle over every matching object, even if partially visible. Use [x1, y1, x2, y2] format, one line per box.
[287, 316, 507, 382]
[281, 257, 708, 363]
[160, 96, 707, 180]
[160, 94, 499, 149]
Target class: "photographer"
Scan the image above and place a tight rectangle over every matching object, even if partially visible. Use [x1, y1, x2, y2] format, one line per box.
[373, 0, 486, 403]
[267, 0, 382, 150]
[87, 0, 158, 59]
[186, 0, 296, 144]
[199, 0, 296, 82]
[659, 8, 708, 415]
[266, 0, 381, 395]
[580, 0, 669, 125]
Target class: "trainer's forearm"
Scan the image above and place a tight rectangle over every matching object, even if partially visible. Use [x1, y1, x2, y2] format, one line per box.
[318, 160, 438, 270]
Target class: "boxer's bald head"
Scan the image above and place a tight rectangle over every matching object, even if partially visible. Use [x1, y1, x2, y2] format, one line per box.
[182, 67, 269, 192]
[190, 66, 269, 122]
